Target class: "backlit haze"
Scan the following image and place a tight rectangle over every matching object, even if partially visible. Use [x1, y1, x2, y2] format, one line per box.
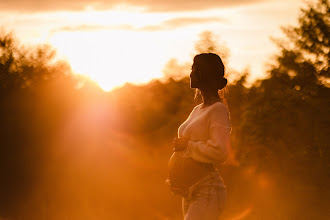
[0, 0, 303, 91]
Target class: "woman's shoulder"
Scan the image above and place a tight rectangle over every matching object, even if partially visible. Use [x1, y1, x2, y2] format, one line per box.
[209, 102, 231, 129]
[185, 104, 202, 119]
[194, 103, 203, 109]
[193, 102, 229, 115]
[191, 103, 203, 112]
[209, 102, 229, 114]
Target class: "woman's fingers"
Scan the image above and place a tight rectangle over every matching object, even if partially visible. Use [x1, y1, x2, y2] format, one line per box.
[173, 140, 188, 151]
[172, 137, 189, 151]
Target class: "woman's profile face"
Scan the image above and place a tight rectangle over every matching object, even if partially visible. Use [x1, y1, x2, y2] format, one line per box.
[190, 63, 200, 88]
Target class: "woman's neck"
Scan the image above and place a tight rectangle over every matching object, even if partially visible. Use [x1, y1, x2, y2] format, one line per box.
[201, 90, 221, 107]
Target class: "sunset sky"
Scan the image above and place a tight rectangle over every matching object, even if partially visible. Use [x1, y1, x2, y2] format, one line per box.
[0, 0, 304, 91]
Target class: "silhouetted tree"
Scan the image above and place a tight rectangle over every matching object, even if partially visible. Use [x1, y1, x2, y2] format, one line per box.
[281, 0, 329, 80]
[194, 31, 230, 65]
[0, 33, 82, 219]
[233, 1, 330, 218]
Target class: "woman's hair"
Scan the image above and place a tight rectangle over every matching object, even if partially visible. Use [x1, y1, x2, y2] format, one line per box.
[193, 53, 228, 106]
[193, 53, 227, 90]
[193, 53, 225, 76]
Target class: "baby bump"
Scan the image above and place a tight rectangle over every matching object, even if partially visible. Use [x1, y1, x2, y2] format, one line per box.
[168, 151, 215, 188]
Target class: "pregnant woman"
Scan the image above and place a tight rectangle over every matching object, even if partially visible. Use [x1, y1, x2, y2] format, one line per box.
[167, 53, 231, 220]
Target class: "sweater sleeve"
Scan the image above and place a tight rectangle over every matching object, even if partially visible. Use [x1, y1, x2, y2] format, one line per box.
[186, 104, 231, 164]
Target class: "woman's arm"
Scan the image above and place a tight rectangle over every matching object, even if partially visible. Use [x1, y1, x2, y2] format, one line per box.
[187, 104, 231, 163]
[187, 125, 230, 163]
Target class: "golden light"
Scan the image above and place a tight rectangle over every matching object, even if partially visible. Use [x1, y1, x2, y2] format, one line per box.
[50, 29, 173, 91]
[46, 9, 186, 91]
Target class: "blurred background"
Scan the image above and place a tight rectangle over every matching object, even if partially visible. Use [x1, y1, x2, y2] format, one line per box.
[0, 0, 329, 219]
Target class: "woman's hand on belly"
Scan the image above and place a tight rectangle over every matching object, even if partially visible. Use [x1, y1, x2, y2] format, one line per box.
[173, 137, 189, 151]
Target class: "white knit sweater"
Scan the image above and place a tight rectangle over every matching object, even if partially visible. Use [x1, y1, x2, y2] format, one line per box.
[178, 102, 231, 164]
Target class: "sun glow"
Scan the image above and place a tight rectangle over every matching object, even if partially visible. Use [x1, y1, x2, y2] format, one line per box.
[46, 9, 189, 91]
[50, 29, 173, 91]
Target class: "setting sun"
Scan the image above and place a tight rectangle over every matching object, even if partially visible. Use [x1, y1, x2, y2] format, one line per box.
[50, 30, 173, 91]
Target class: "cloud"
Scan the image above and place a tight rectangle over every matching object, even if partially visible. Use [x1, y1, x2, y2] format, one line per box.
[0, 0, 271, 12]
[52, 17, 226, 33]
[140, 17, 227, 31]
[53, 24, 133, 32]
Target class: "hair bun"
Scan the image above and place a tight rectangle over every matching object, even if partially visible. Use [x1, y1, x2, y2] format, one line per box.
[218, 78, 227, 89]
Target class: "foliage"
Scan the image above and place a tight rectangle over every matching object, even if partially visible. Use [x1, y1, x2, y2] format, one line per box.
[0, 33, 82, 218]
[278, 0, 329, 79]
[0, 33, 72, 91]
[231, 1, 330, 218]
[238, 0, 330, 167]
[109, 78, 195, 145]
[194, 31, 230, 65]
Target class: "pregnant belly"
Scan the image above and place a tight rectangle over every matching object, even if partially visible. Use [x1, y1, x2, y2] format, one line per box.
[168, 151, 214, 188]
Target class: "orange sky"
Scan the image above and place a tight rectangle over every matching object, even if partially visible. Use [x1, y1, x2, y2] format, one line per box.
[0, 0, 304, 91]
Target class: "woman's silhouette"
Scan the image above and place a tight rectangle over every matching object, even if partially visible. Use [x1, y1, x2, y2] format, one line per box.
[168, 53, 231, 220]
